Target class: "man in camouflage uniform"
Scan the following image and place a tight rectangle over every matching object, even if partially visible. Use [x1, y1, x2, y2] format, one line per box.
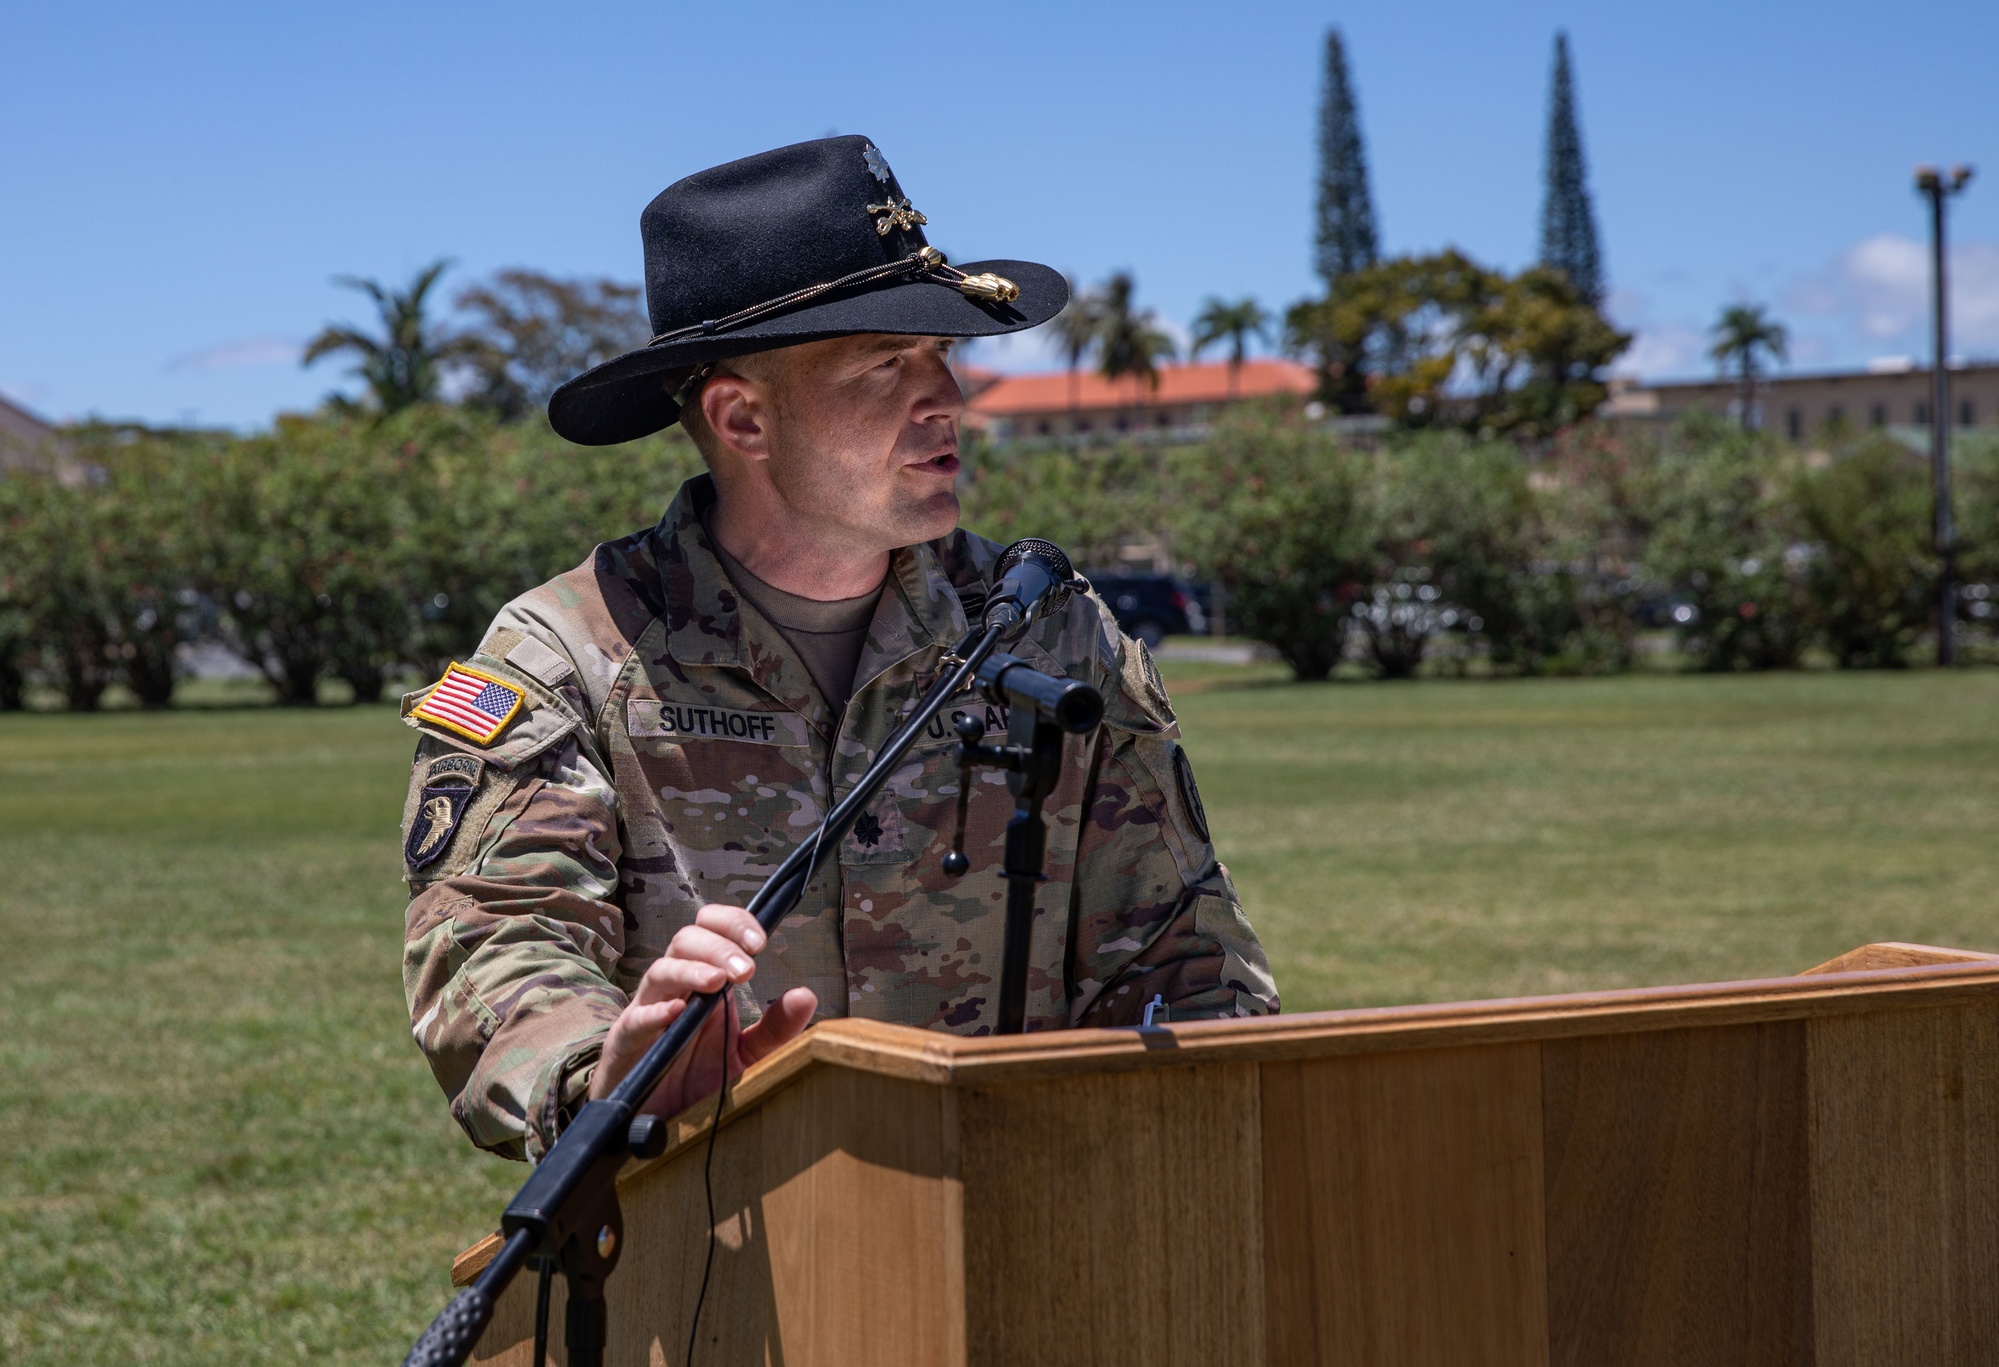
[399, 136, 1278, 1162]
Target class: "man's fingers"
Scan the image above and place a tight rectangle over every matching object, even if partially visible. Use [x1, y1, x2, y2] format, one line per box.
[606, 998, 688, 1060]
[671, 925, 758, 978]
[632, 928, 758, 1006]
[620, 997, 687, 1039]
[694, 903, 766, 954]
[633, 955, 730, 1004]
[737, 987, 818, 1069]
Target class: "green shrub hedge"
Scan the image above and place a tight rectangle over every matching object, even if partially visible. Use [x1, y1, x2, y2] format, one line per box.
[961, 405, 1999, 681]
[2, 402, 1993, 708]
[0, 408, 699, 709]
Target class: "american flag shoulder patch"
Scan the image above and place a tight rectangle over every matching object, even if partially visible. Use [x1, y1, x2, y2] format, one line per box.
[412, 663, 526, 745]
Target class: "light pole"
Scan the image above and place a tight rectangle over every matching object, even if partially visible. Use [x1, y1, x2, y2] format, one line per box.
[1915, 163, 1973, 666]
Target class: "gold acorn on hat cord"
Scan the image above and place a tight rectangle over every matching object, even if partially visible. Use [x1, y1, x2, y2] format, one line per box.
[914, 246, 1020, 304]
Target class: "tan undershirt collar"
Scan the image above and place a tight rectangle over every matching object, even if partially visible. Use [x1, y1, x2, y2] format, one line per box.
[709, 534, 884, 715]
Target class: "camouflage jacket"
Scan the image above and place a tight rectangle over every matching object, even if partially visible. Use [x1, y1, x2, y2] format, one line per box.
[400, 475, 1278, 1160]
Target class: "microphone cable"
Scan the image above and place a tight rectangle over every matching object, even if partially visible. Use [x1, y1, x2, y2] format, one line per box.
[686, 812, 825, 1365]
[684, 999, 734, 1367]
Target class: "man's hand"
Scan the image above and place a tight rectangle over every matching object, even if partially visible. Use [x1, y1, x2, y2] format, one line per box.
[589, 903, 817, 1119]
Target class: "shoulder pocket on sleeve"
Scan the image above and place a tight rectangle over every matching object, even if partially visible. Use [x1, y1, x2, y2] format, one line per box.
[400, 656, 582, 772]
[401, 738, 549, 886]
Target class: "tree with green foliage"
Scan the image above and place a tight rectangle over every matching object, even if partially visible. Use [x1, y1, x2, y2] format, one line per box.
[0, 479, 35, 709]
[82, 431, 214, 706]
[960, 438, 1169, 573]
[0, 470, 113, 709]
[1539, 32, 1605, 309]
[1048, 277, 1101, 413]
[1641, 415, 1813, 670]
[1315, 28, 1379, 286]
[303, 261, 482, 414]
[1292, 250, 1628, 437]
[187, 417, 414, 703]
[1189, 296, 1271, 396]
[397, 411, 702, 676]
[0, 431, 214, 709]
[1172, 405, 1375, 680]
[1945, 431, 1999, 620]
[1094, 272, 1176, 399]
[1307, 28, 1381, 415]
[1708, 304, 1788, 432]
[455, 269, 649, 419]
[1793, 435, 1937, 667]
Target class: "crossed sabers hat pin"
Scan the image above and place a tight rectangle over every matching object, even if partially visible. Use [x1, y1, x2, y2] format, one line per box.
[861, 145, 928, 236]
[866, 195, 928, 236]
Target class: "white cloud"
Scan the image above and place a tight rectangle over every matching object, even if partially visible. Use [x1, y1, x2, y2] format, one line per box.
[1782, 234, 1999, 352]
[165, 337, 302, 372]
[1841, 234, 1928, 338]
[1613, 324, 1705, 379]
[1955, 243, 1999, 349]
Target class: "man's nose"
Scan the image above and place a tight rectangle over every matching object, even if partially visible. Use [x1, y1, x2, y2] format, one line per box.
[912, 348, 967, 422]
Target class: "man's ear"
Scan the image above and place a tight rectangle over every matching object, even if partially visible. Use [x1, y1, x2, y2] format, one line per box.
[697, 372, 775, 464]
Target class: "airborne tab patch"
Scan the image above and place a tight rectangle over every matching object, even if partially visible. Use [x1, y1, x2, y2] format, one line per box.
[405, 753, 485, 872]
[412, 664, 525, 745]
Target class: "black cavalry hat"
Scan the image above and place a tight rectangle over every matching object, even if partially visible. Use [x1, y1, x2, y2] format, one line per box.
[548, 136, 1068, 445]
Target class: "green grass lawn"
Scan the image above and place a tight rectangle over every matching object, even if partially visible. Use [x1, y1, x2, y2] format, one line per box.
[4, 668, 1997, 1363]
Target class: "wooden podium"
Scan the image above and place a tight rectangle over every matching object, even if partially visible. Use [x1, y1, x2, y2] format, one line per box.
[453, 942, 1999, 1366]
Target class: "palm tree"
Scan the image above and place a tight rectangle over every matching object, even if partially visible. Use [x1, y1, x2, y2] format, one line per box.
[1049, 277, 1102, 412]
[1189, 296, 1272, 396]
[1708, 303, 1788, 432]
[1095, 272, 1177, 407]
[303, 260, 481, 413]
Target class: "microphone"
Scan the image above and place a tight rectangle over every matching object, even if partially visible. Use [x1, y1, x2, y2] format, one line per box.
[983, 539, 1079, 639]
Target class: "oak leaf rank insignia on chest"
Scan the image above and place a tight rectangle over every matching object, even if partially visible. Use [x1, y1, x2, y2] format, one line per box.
[413, 664, 525, 745]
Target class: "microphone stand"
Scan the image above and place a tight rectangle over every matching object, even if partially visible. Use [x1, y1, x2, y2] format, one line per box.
[401, 616, 1101, 1367]
[940, 652, 1105, 1034]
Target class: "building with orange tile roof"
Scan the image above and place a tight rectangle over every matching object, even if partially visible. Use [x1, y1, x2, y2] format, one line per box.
[964, 358, 1316, 441]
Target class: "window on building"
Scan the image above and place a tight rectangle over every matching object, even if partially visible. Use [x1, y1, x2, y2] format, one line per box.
[1115, 415, 1129, 431]
[1787, 408, 1803, 441]
[1828, 405, 1844, 427]
[1074, 419, 1092, 434]
[1155, 412, 1171, 428]
[1915, 401, 1930, 425]
[1961, 399, 1976, 427]
[1870, 402, 1887, 428]
[1036, 420, 1051, 435]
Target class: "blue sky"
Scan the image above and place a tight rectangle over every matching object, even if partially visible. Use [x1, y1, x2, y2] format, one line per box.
[4, 0, 1997, 429]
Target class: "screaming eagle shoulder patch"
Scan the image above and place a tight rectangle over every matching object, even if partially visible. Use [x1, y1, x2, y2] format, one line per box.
[412, 664, 525, 745]
[405, 753, 485, 872]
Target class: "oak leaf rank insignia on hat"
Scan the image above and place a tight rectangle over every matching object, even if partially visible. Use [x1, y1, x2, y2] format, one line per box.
[413, 664, 525, 745]
[547, 134, 1069, 446]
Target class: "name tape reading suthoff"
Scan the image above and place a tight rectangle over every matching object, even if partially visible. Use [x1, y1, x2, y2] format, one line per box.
[628, 700, 812, 747]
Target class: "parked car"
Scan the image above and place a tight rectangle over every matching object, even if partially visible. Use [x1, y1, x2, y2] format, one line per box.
[1083, 573, 1208, 646]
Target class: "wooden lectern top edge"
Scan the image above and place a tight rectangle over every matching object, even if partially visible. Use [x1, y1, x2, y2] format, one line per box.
[451, 942, 1999, 1282]
[822, 952, 1999, 1079]
[1798, 940, 1999, 975]
[611, 942, 1999, 1182]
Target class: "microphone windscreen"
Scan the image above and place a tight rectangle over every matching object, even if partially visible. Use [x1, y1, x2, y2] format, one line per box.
[993, 538, 1076, 616]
